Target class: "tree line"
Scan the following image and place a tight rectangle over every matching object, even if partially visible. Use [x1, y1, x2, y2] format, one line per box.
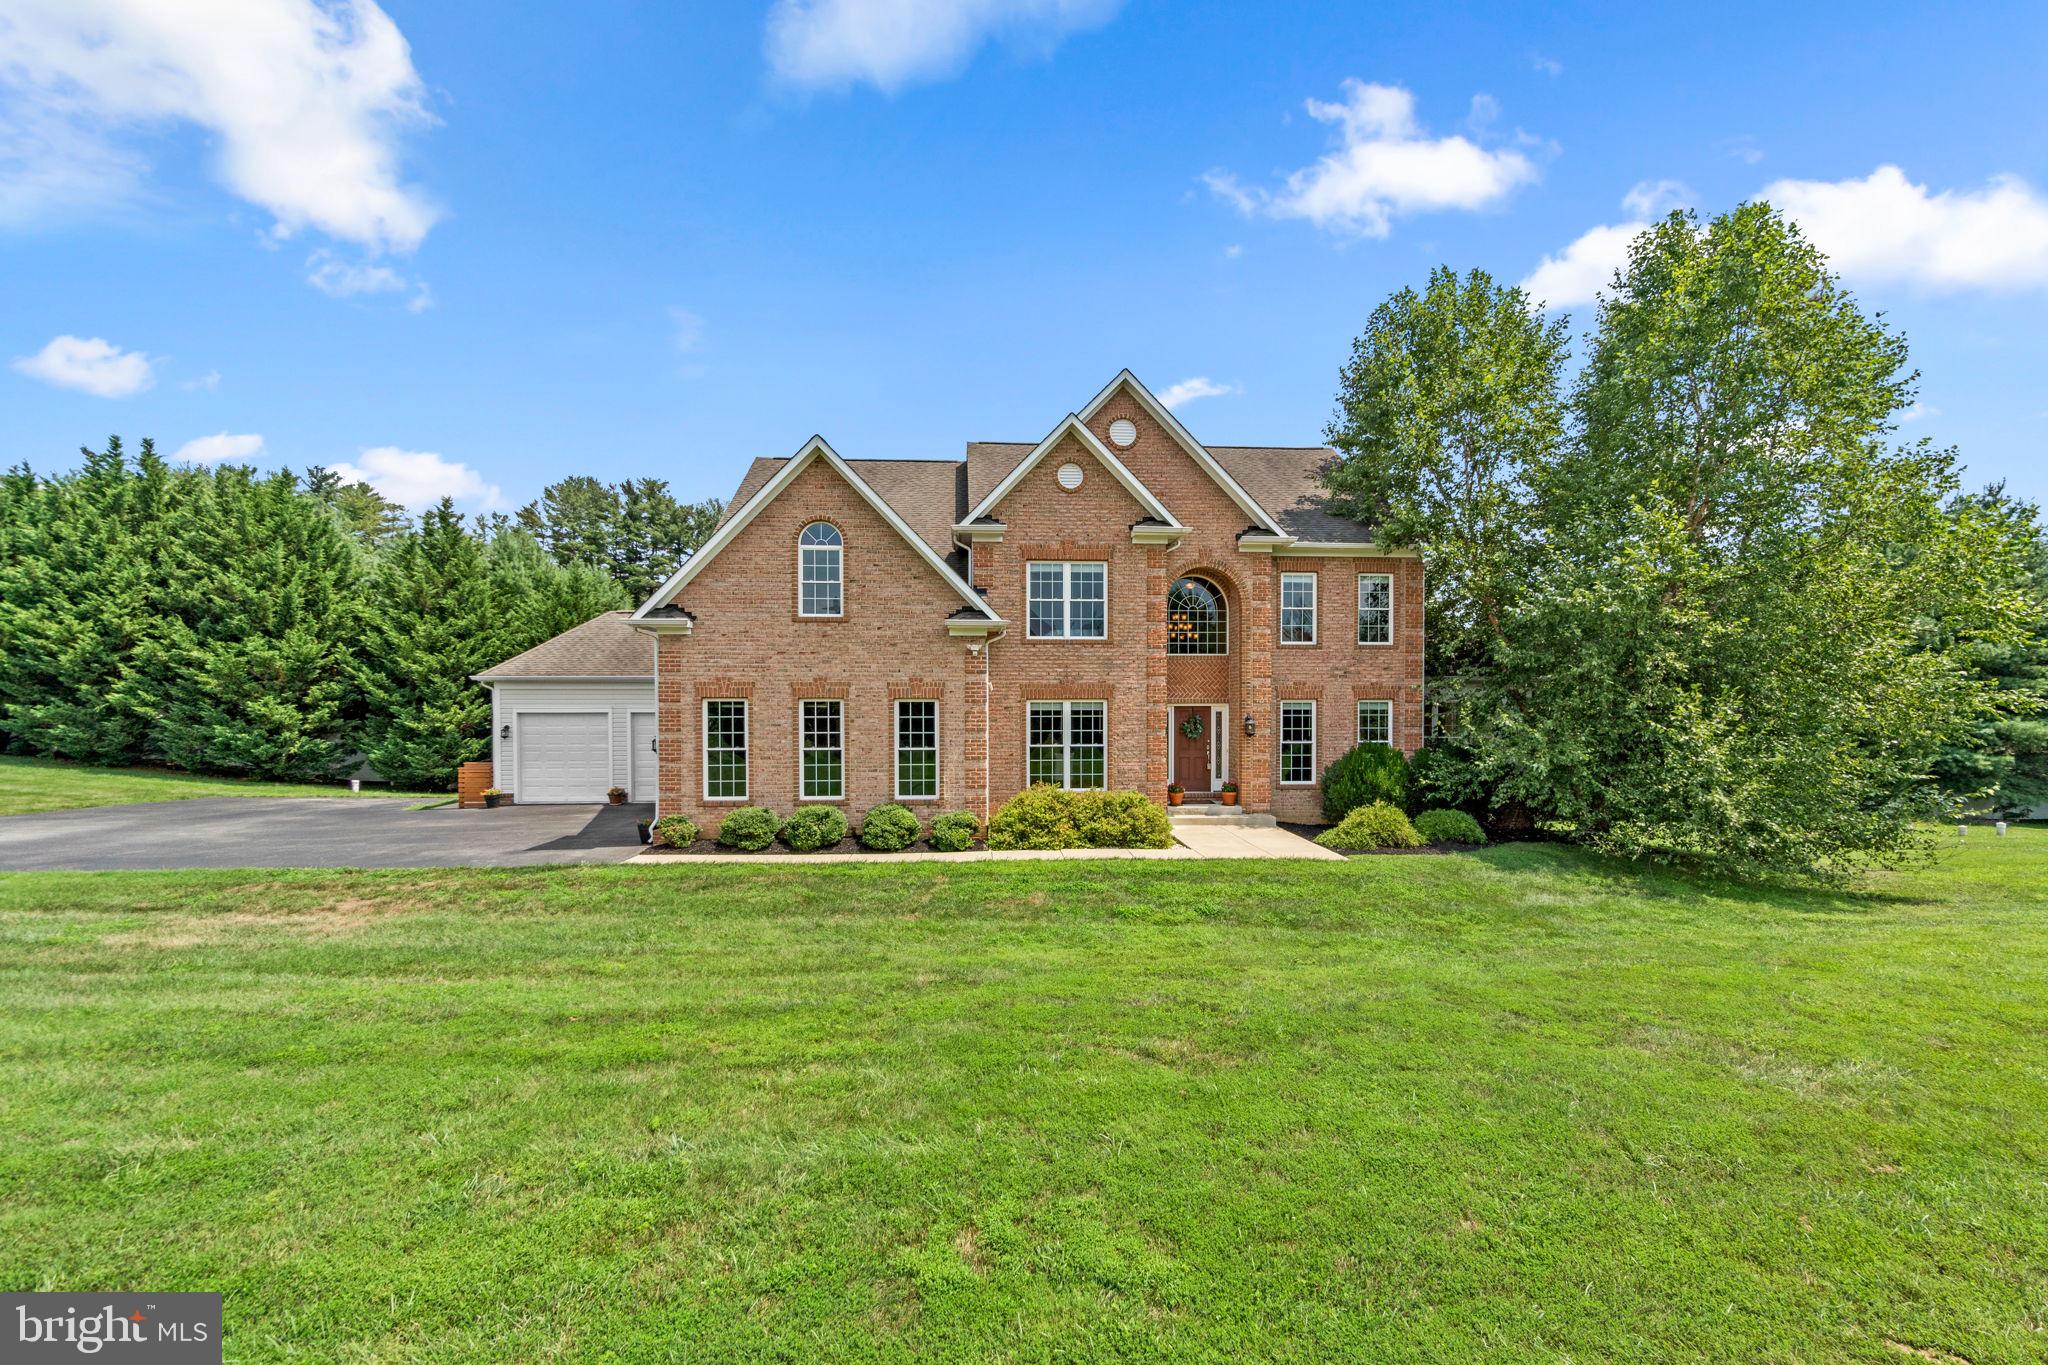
[0, 445, 720, 789]
[1323, 201, 2048, 879]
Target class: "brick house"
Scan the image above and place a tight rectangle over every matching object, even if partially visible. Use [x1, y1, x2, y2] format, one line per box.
[475, 371, 1423, 825]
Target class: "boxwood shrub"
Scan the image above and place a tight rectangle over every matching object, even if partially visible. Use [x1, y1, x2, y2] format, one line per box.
[715, 805, 780, 851]
[1321, 743, 1411, 823]
[929, 810, 980, 852]
[781, 804, 849, 852]
[987, 783, 1078, 850]
[1071, 790, 1173, 849]
[1314, 801, 1425, 851]
[988, 785, 1173, 851]
[858, 803, 922, 851]
[1414, 808, 1486, 846]
[651, 814, 699, 848]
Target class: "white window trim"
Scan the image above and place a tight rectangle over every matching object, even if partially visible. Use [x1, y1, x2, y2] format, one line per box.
[1025, 561, 1108, 640]
[1356, 699, 1393, 748]
[1027, 699, 1108, 790]
[702, 697, 749, 802]
[798, 697, 844, 801]
[798, 523, 843, 619]
[1357, 572, 1393, 647]
[1280, 571, 1318, 645]
[894, 699, 940, 802]
[1279, 700, 1317, 786]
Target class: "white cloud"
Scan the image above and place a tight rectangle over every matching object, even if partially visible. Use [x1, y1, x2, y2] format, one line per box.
[1206, 80, 1539, 238]
[181, 369, 222, 391]
[11, 334, 154, 396]
[329, 446, 500, 509]
[306, 248, 431, 310]
[1529, 53, 1563, 77]
[1622, 178, 1691, 218]
[1222, 243, 1243, 259]
[766, 0, 1121, 92]
[1898, 401, 1939, 424]
[1521, 182, 1694, 309]
[670, 307, 706, 353]
[1521, 222, 1643, 309]
[1158, 377, 1233, 409]
[1764, 165, 2048, 292]
[172, 432, 266, 464]
[0, 0, 439, 252]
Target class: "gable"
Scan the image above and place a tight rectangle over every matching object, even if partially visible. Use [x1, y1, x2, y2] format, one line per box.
[1077, 371, 1282, 535]
[633, 438, 996, 623]
[963, 413, 1178, 528]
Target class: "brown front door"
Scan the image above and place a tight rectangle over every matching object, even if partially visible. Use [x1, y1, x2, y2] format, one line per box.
[1173, 706, 1212, 792]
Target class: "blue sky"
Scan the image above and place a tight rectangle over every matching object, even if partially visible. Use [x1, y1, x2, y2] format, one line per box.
[5, 0, 2046, 513]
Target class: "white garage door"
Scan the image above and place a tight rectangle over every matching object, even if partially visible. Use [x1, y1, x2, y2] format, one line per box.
[515, 712, 610, 803]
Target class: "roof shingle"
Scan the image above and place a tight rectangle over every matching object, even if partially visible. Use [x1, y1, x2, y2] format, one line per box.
[474, 611, 655, 680]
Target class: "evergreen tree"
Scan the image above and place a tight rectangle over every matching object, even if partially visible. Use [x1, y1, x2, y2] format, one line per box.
[306, 465, 408, 546]
[519, 474, 721, 600]
[358, 500, 500, 789]
[125, 467, 366, 780]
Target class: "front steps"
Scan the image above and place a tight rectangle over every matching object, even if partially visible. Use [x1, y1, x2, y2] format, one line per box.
[1169, 804, 1277, 829]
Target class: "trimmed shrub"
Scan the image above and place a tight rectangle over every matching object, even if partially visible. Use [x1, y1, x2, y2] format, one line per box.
[1321, 743, 1411, 823]
[781, 804, 849, 852]
[987, 783, 1080, 851]
[715, 805, 780, 851]
[929, 810, 980, 852]
[1071, 790, 1173, 849]
[1414, 808, 1487, 846]
[858, 803, 922, 851]
[651, 813, 699, 848]
[1315, 801, 1425, 851]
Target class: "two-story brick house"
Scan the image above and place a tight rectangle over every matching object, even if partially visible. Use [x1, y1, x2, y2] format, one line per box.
[475, 371, 1423, 826]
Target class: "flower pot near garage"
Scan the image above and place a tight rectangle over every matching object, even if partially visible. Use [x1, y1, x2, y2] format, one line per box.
[482, 788, 504, 809]
[1167, 785, 1185, 807]
[1219, 783, 1239, 807]
[607, 786, 628, 806]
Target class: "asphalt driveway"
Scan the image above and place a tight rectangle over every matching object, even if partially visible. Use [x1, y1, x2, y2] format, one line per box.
[0, 798, 653, 871]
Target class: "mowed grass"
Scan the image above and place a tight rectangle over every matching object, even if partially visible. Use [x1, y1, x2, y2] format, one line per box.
[2, 835, 2045, 1362]
[0, 754, 439, 815]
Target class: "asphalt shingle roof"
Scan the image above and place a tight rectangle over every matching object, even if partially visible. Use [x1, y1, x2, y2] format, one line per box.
[474, 611, 655, 680]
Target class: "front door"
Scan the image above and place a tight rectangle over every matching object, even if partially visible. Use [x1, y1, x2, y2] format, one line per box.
[1173, 705, 1212, 792]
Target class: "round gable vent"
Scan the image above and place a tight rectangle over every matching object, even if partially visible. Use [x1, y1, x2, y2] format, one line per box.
[1056, 461, 1085, 491]
[1108, 418, 1137, 448]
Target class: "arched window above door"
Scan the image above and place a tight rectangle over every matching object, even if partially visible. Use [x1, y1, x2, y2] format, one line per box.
[1167, 577, 1226, 655]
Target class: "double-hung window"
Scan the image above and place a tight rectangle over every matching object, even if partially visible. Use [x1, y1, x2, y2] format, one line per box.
[1026, 561, 1106, 639]
[1278, 701, 1316, 785]
[704, 699, 748, 800]
[800, 699, 843, 799]
[1356, 699, 1392, 748]
[895, 700, 938, 800]
[1280, 572, 1317, 644]
[1357, 573, 1392, 645]
[1027, 701, 1106, 789]
[799, 522, 842, 617]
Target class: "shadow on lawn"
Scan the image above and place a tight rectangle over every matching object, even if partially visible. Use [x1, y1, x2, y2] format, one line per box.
[1463, 840, 1930, 916]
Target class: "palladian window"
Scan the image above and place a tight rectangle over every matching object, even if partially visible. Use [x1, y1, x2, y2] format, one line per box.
[799, 522, 842, 617]
[1166, 577, 1227, 655]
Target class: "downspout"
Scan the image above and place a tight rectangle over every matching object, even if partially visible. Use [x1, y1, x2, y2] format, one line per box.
[979, 627, 1005, 827]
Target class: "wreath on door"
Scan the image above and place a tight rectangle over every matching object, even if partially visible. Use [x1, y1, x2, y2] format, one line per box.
[1179, 713, 1206, 741]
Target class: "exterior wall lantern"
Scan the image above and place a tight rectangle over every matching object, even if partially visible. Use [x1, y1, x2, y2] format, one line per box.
[1243, 715, 1256, 738]
[500, 723, 512, 740]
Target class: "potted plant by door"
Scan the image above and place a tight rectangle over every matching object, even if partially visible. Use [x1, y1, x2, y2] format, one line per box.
[1219, 781, 1239, 807]
[1167, 783, 1185, 807]
[482, 787, 505, 809]
[606, 786, 628, 806]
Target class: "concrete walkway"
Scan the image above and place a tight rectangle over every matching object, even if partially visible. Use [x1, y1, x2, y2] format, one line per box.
[625, 822, 1338, 864]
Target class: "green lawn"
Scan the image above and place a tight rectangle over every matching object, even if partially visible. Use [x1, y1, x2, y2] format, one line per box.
[0, 754, 439, 815]
[3, 836, 2044, 1362]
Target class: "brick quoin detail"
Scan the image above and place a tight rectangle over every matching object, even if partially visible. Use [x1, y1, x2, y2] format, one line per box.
[649, 380, 1424, 825]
